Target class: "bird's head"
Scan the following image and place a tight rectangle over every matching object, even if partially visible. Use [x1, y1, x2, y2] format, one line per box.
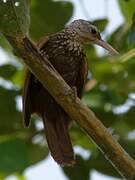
[66, 19, 118, 55]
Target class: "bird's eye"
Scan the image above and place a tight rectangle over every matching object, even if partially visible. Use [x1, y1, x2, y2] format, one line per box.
[91, 28, 97, 34]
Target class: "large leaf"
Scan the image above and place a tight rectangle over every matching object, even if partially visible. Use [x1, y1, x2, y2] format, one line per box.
[27, 142, 49, 166]
[93, 19, 108, 32]
[108, 24, 130, 52]
[0, 137, 49, 176]
[30, 0, 73, 40]
[70, 125, 96, 150]
[0, 138, 28, 175]
[63, 155, 90, 180]
[89, 152, 120, 178]
[118, 0, 135, 23]
[0, 0, 30, 37]
[0, 64, 17, 80]
[0, 34, 12, 51]
[0, 87, 22, 134]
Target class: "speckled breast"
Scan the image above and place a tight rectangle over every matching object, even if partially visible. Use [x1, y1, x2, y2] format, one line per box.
[40, 34, 85, 86]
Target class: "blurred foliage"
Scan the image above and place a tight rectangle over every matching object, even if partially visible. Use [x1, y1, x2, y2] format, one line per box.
[30, 0, 73, 40]
[0, 0, 135, 179]
[0, 0, 30, 37]
[118, 0, 135, 23]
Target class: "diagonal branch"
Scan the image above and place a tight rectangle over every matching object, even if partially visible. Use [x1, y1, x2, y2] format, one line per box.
[5, 35, 135, 179]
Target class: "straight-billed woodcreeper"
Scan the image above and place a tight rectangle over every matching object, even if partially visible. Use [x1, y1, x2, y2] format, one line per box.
[23, 19, 118, 165]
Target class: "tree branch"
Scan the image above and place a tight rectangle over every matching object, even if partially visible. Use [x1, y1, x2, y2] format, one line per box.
[5, 35, 135, 179]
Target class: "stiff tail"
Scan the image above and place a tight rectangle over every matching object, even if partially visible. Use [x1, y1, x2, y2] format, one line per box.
[23, 71, 75, 165]
[42, 107, 75, 166]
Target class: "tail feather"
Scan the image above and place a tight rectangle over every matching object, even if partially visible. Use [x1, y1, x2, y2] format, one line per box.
[23, 71, 75, 165]
[43, 108, 75, 165]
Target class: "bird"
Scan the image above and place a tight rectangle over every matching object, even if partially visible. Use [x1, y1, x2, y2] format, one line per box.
[23, 19, 118, 166]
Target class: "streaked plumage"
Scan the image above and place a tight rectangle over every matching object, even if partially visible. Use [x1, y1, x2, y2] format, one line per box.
[23, 19, 118, 165]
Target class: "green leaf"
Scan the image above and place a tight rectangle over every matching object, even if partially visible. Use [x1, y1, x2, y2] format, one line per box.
[0, 64, 17, 80]
[82, 91, 104, 108]
[0, 0, 30, 37]
[83, 87, 125, 109]
[30, 0, 73, 40]
[108, 24, 130, 52]
[14, 173, 27, 180]
[118, 0, 135, 23]
[89, 152, 120, 178]
[27, 143, 49, 166]
[90, 57, 135, 95]
[0, 138, 28, 174]
[70, 125, 96, 150]
[63, 155, 90, 180]
[120, 139, 135, 160]
[93, 19, 108, 32]
[119, 47, 135, 62]
[0, 34, 12, 51]
[0, 87, 22, 134]
[12, 69, 25, 86]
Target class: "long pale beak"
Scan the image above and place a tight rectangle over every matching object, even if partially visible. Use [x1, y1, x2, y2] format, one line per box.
[95, 39, 119, 55]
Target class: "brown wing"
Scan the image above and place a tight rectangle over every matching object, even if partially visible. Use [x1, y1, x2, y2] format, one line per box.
[23, 71, 35, 127]
[23, 35, 75, 165]
[76, 57, 88, 98]
[23, 36, 49, 127]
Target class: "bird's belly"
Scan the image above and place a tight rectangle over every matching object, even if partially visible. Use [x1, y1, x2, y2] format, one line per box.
[49, 54, 82, 86]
